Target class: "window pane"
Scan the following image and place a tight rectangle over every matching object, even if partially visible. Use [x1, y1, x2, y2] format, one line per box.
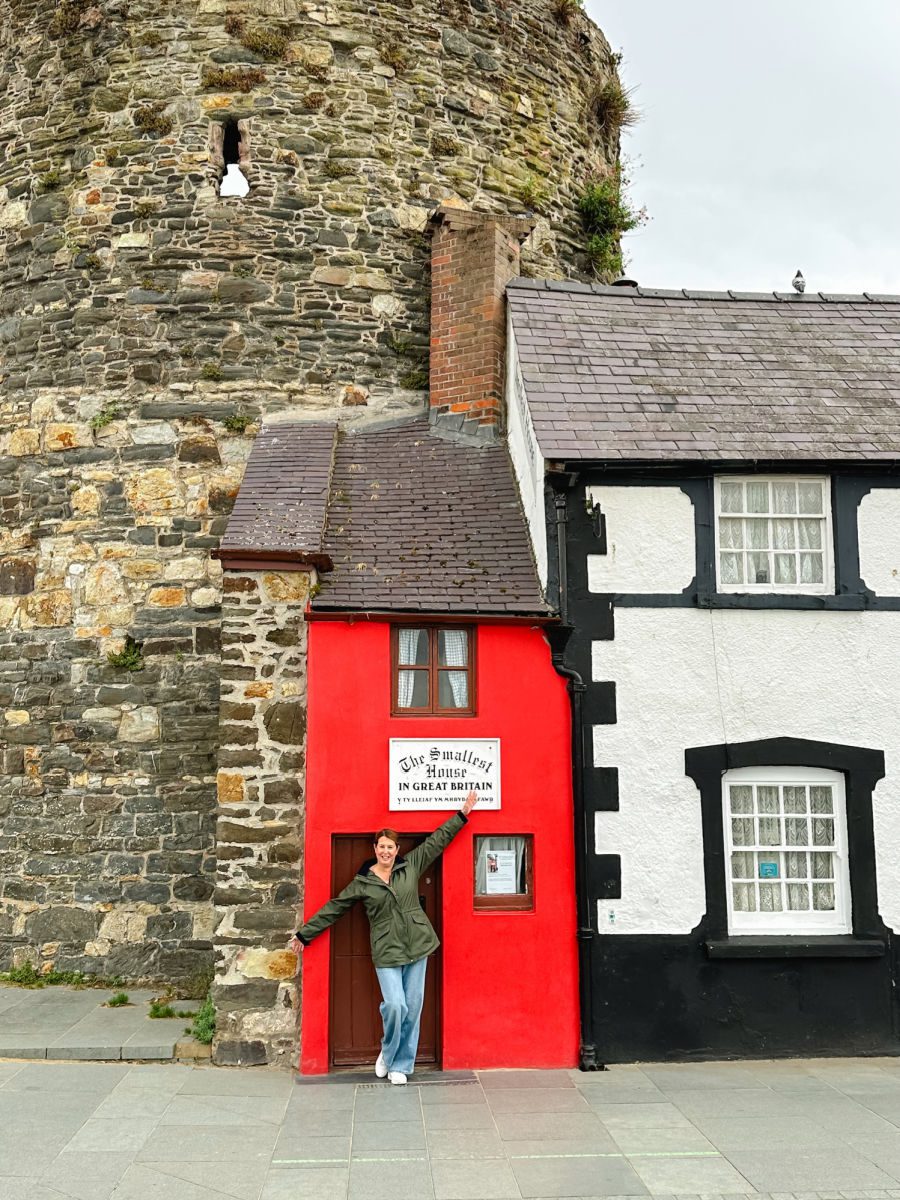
[719, 553, 742, 585]
[438, 629, 468, 667]
[720, 518, 743, 549]
[759, 883, 782, 912]
[733, 882, 756, 911]
[811, 851, 833, 879]
[812, 817, 834, 846]
[774, 555, 797, 585]
[731, 818, 754, 846]
[799, 480, 823, 514]
[800, 553, 823, 584]
[785, 817, 809, 846]
[787, 882, 810, 911]
[720, 482, 743, 513]
[729, 785, 753, 814]
[731, 851, 754, 878]
[746, 482, 769, 513]
[798, 518, 822, 550]
[813, 882, 835, 910]
[398, 628, 429, 666]
[438, 670, 468, 709]
[397, 670, 429, 708]
[810, 786, 833, 814]
[773, 519, 795, 550]
[747, 518, 768, 549]
[758, 816, 781, 846]
[783, 786, 807, 813]
[774, 481, 797, 513]
[757, 786, 780, 814]
[785, 851, 806, 878]
[748, 552, 770, 584]
[475, 836, 527, 895]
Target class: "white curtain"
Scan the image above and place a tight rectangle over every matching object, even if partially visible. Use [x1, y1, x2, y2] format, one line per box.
[397, 629, 420, 707]
[475, 837, 526, 894]
[441, 629, 468, 707]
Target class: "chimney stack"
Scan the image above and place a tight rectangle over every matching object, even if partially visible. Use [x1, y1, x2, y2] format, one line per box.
[428, 205, 534, 442]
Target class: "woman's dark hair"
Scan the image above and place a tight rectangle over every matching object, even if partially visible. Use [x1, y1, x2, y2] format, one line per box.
[373, 828, 400, 846]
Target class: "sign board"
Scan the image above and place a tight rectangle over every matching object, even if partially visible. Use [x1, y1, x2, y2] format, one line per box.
[759, 861, 779, 879]
[389, 738, 501, 810]
[484, 849, 518, 894]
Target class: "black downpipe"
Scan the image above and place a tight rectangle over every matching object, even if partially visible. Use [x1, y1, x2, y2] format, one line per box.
[548, 489, 602, 1071]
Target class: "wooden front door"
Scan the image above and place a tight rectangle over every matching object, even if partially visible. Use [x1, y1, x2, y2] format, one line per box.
[329, 835, 441, 1068]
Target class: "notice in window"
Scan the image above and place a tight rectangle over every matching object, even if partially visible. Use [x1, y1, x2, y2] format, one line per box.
[484, 849, 518, 893]
[389, 738, 501, 810]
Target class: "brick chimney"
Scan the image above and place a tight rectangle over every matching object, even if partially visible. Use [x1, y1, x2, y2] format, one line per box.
[429, 205, 534, 442]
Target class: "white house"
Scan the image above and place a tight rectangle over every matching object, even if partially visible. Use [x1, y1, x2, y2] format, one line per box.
[507, 279, 900, 1061]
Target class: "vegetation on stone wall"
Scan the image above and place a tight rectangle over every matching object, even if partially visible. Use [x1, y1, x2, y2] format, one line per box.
[551, 0, 584, 24]
[106, 635, 145, 672]
[516, 173, 550, 213]
[36, 168, 63, 194]
[133, 103, 173, 137]
[591, 78, 638, 141]
[48, 0, 90, 39]
[201, 66, 267, 93]
[223, 408, 254, 434]
[189, 994, 216, 1045]
[378, 42, 409, 73]
[577, 166, 646, 280]
[90, 403, 123, 431]
[239, 28, 290, 61]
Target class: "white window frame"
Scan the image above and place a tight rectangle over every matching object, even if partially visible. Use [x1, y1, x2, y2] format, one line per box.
[723, 765, 852, 936]
[714, 476, 833, 595]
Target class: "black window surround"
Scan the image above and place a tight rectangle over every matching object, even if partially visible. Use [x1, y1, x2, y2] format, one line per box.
[684, 736, 888, 959]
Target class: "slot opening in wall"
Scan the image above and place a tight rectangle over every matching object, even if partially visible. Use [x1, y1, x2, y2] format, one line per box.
[210, 118, 250, 198]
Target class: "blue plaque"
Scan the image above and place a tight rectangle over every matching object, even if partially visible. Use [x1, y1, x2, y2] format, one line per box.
[758, 861, 779, 879]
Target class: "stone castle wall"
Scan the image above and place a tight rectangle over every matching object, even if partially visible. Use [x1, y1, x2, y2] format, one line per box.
[0, 0, 616, 1001]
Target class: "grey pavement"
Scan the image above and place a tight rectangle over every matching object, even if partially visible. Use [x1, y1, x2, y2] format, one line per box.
[5, 1058, 900, 1198]
[0, 985, 201, 1060]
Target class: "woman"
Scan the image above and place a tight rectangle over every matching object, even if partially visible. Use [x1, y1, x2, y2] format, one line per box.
[289, 790, 479, 1084]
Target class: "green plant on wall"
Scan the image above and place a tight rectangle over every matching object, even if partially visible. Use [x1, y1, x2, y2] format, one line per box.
[240, 27, 289, 60]
[107, 635, 144, 672]
[576, 166, 646, 281]
[201, 66, 267, 93]
[36, 169, 63, 194]
[591, 78, 639, 142]
[516, 173, 550, 213]
[134, 103, 173, 137]
[551, 0, 584, 24]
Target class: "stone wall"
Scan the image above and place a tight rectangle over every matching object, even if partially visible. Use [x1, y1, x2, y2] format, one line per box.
[0, 0, 617, 1002]
[213, 568, 310, 1067]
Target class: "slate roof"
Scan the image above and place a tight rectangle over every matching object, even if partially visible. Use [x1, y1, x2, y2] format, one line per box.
[218, 422, 336, 564]
[220, 417, 548, 616]
[507, 280, 900, 462]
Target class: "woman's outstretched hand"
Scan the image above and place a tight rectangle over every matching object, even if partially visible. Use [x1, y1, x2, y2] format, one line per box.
[288, 935, 303, 954]
[461, 789, 479, 817]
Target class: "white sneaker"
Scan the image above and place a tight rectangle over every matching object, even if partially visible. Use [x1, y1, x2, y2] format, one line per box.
[388, 1071, 407, 1086]
[375, 1052, 388, 1079]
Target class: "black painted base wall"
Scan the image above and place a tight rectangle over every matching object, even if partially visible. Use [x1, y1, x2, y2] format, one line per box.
[593, 933, 900, 1062]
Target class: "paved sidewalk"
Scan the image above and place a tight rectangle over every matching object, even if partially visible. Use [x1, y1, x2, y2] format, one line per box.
[4, 1058, 900, 1198]
[0, 985, 201, 1060]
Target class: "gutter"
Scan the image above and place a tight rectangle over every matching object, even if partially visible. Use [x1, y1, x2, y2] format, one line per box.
[547, 486, 602, 1071]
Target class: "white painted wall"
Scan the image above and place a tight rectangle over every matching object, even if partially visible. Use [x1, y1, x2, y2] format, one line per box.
[591, 607, 900, 935]
[506, 326, 548, 588]
[859, 489, 900, 596]
[585, 485, 696, 594]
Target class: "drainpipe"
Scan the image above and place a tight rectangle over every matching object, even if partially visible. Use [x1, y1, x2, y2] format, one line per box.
[548, 489, 602, 1071]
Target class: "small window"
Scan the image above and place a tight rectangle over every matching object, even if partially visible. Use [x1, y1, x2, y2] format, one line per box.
[724, 766, 851, 935]
[474, 835, 533, 911]
[391, 626, 475, 716]
[715, 477, 832, 594]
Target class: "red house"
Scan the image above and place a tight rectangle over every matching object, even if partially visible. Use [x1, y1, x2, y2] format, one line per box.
[215, 208, 580, 1074]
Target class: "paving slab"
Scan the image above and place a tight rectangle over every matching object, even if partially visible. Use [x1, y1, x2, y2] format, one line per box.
[4, 1054, 900, 1200]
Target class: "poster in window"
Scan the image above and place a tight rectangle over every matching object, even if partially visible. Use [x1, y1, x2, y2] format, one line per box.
[483, 849, 518, 894]
[389, 738, 501, 810]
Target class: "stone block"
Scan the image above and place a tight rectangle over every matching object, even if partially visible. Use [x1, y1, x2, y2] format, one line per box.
[0, 557, 36, 596]
[178, 435, 221, 465]
[212, 978, 279, 1009]
[236, 946, 298, 979]
[217, 772, 245, 805]
[172, 876, 214, 902]
[261, 572, 309, 603]
[45, 424, 94, 452]
[21, 589, 72, 628]
[25, 905, 98, 944]
[147, 586, 186, 607]
[119, 706, 160, 743]
[244, 681, 273, 699]
[218, 820, 293, 844]
[124, 469, 183, 514]
[7, 428, 41, 456]
[213, 1038, 268, 1066]
[263, 702, 306, 745]
[84, 564, 128, 606]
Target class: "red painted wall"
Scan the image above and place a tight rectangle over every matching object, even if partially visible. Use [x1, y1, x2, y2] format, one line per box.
[300, 618, 579, 1074]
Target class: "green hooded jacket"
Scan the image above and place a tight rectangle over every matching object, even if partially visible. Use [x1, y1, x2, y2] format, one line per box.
[296, 812, 467, 968]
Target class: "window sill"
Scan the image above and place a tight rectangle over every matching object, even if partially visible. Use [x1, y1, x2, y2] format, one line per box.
[705, 936, 885, 960]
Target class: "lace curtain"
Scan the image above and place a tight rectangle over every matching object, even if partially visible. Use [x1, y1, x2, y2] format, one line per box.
[441, 629, 468, 708]
[397, 628, 421, 708]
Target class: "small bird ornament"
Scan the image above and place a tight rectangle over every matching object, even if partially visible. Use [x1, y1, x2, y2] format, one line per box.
[792, 269, 806, 294]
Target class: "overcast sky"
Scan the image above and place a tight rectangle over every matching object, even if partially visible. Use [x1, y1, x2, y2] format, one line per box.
[588, 1, 900, 294]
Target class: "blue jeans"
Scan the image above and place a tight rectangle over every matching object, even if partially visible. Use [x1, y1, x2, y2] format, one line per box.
[374, 956, 428, 1076]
